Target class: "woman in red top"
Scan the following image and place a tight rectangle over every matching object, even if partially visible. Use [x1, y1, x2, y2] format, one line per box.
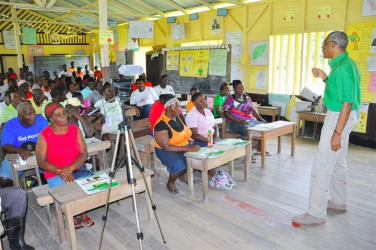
[36, 102, 94, 229]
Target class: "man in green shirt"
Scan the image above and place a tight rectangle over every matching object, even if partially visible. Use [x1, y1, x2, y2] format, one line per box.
[293, 31, 360, 225]
[0, 90, 22, 125]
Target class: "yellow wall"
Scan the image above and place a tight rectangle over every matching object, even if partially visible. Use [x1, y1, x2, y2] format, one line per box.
[0, 0, 373, 98]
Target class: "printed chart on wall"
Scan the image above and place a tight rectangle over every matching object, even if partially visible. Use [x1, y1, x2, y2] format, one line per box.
[166, 51, 180, 70]
[179, 50, 209, 77]
[353, 102, 369, 133]
[226, 31, 243, 81]
[347, 22, 376, 103]
[250, 41, 268, 66]
[209, 49, 227, 76]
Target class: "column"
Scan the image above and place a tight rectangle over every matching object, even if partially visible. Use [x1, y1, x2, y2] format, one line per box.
[99, 0, 110, 82]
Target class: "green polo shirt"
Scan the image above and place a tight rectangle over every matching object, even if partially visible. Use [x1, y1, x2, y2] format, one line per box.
[324, 52, 361, 112]
[0, 104, 17, 124]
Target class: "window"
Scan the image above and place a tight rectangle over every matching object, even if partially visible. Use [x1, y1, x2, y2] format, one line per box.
[269, 31, 331, 96]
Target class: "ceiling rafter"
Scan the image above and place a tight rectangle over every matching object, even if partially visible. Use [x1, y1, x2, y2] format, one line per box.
[127, 0, 166, 18]
[194, 0, 214, 10]
[162, 0, 189, 15]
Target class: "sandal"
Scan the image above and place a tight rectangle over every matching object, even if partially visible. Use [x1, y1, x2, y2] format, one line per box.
[167, 187, 179, 194]
[255, 151, 272, 156]
[251, 156, 256, 163]
[82, 216, 95, 227]
[74, 220, 84, 230]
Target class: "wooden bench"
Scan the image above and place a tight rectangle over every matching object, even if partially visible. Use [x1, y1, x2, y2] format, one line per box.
[32, 185, 54, 228]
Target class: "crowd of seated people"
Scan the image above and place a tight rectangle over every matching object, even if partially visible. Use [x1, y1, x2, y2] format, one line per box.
[1, 64, 272, 240]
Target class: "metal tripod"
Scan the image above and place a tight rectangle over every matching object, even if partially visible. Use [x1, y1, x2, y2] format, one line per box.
[98, 96, 166, 249]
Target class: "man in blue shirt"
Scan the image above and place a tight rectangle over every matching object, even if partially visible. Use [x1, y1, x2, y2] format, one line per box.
[80, 77, 95, 99]
[1, 102, 48, 186]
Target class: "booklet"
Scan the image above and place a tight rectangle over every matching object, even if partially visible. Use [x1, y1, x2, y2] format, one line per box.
[189, 148, 225, 158]
[216, 138, 249, 147]
[75, 172, 120, 195]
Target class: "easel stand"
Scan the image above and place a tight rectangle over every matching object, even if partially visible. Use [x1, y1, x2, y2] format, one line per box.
[98, 93, 166, 250]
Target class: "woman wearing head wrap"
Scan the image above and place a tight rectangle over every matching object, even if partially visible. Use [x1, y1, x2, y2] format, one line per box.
[36, 102, 94, 229]
[154, 96, 200, 194]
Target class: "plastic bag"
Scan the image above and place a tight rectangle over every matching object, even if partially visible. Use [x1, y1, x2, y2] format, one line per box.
[209, 169, 236, 189]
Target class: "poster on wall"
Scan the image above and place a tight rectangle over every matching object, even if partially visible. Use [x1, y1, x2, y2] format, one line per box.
[2, 30, 16, 49]
[250, 41, 268, 66]
[208, 49, 227, 76]
[28, 45, 43, 63]
[172, 24, 185, 40]
[362, 0, 376, 16]
[211, 17, 220, 34]
[129, 21, 154, 38]
[166, 51, 180, 71]
[179, 50, 209, 77]
[353, 102, 369, 133]
[99, 30, 114, 45]
[127, 37, 139, 51]
[51, 32, 60, 44]
[268, 93, 291, 116]
[22, 27, 37, 45]
[255, 71, 267, 89]
[371, 28, 376, 53]
[226, 31, 242, 59]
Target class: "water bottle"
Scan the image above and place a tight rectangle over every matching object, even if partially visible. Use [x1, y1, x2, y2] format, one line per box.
[207, 129, 214, 147]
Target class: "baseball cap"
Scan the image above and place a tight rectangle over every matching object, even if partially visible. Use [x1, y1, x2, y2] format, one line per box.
[67, 97, 84, 107]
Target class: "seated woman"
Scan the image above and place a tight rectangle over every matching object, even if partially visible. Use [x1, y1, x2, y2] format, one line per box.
[185, 92, 218, 147]
[213, 82, 230, 118]
[186, 87, 198, 113]
[223, 80, 269, 161]
[36, 102, 94, 229]
[154, 96, 200, 194]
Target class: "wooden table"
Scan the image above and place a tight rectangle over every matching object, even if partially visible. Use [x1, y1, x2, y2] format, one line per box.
[49, 167, 154, 250]
[247, 121, 296, 168]
[7, 139, 111, 188]
[296, 111, 326, 136]
[185, 141, 251, 201]
[257, 106, 282, 122]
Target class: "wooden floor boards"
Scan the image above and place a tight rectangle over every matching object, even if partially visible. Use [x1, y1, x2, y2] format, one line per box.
[2, 136, 375, 250]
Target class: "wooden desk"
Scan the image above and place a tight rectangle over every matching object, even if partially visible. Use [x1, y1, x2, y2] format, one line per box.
[7, 139, 111, 187]
[257, 106, 282, 122]
[247, 121, 295, 168]
[297, 111, 326, 136]
[185, 141, 251, 201]
[49, 167, 154, 250]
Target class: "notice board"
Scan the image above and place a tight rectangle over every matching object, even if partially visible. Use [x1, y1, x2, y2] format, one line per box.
[164, 45, 231, 94]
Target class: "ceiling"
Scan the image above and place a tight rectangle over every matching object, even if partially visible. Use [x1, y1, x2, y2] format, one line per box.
[0, 0, 261, 34]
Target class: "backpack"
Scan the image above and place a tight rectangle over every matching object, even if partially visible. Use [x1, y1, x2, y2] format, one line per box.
[209, 169, 236, 189]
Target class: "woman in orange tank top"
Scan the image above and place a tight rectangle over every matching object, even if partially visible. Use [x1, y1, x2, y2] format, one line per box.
[154, 97, 200, 194]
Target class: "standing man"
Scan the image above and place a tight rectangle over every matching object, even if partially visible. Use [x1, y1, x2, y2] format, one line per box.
[68, 61, 76, 73]
[153, 75, 175, 96]
[93, 66, 102, 80]
[293, 31, 360, 225]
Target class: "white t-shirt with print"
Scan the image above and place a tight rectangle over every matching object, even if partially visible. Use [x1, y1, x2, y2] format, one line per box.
[94, 97, 123, 135]
[130, 87, 158, 107]
[153, 85, 175, 96]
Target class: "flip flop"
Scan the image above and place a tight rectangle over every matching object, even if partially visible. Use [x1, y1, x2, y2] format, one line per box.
[74, 220, 84, 229]
[255, 151, 272, 156]
[167, 188, 179, 194]
[82, 216, 95, 227]
[251, 156, 256, 163]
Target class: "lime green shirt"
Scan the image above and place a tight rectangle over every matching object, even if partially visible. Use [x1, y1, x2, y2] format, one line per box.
[324, 52, 361, 112]
[0, 104, 17, 124]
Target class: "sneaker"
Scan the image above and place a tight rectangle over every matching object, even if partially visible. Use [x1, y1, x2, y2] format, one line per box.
[292, 213, 325, 225]
[327, 201, 347, 212]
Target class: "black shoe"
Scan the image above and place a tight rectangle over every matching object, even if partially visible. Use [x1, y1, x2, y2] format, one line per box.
[5, 216, 35, 250]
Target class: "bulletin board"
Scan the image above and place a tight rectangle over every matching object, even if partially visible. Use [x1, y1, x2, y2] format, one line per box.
[163, 45, 231, 94]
